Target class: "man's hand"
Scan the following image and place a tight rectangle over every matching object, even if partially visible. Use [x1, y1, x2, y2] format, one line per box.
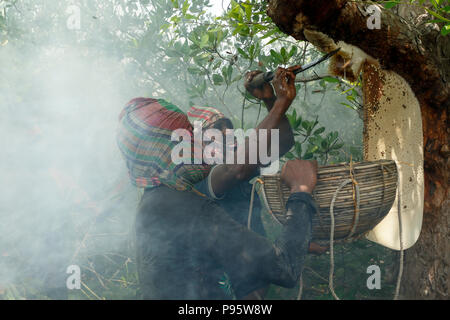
[272, 65, 301, 105]
[281, 159, 318, 194]
[244, 71, 275, 102]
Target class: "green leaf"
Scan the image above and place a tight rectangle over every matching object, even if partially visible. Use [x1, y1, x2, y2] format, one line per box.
[229, 1, 245, 22]
[319, 79, 327, 88]
[199, 34, 209, 48]
[330, 131, 339, 142]
[160, 23, 171, 31]
[309, 136, 321, 146]
[212, 61, 222, 70]
[233, 23, 249, 36]
[295, 143, 302, 156]
[212, 74, 224, 85]
[288, 46, 298, 58]
[341, 102, 356, 110]
[265, 37, 280, 46]
[270, 49, 283, 64]
[303, 153, 313, 160]
[310, 145, 319, 153]
[249, 44, 255, 59]
[217, 29, 228, 43]
[193, 53, 209, 65]
[384, 1, 399, 9]
[252, 23, 267, 34]
[165, 49, 182, 58]
[313, 127, 325, 135]
[280, 47, 287, 61]
[260, 29, 277, 40]
[187, 67, 202, 74]
[182, 0, 190, 15]
[313, 117, 319, 127]
[292, 108, 297, 120]
[441, 24, 450, 36]
[430, 0, 439, 9]
[295, 115, 302, 128]
[332, 142, 344, 150]
[286, 113, 296, 127]
[243, 3, 252, 21]
[232, 74, 243, 82]
[237, 47, 250, 59]
[221, 65, 233, 83]
[285, 152, 295, 160]
[425, 8, 450, 23]
[227, 65, 233, 81]
[301, 120, 310, 131]
[322, 76, 339, 83]
[181, 40, 190, 55]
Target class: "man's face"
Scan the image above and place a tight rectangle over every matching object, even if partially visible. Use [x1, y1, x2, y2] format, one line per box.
[202, 119, 234, 163]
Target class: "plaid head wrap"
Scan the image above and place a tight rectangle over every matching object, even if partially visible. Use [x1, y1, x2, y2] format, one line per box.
[187, 106, 231, 130]
[116, 98, 211, 191]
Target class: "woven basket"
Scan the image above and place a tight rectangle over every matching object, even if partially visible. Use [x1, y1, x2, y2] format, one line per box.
[258, 159, 397, 242]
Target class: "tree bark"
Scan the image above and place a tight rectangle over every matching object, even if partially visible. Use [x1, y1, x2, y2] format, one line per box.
[266, 0, 449, 299]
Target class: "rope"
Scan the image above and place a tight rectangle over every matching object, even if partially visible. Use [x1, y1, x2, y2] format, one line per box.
[246, 178, 269, 301]
[247, 178, 264, 229]
[377, 162, 404, 300]
[394, 171, 404, 300]
[328, 163, 404, 300]
[346, 159, 361, 239]
[327, 156, 366, 300]
[329, 179, 350, 300]
[297, 274, 303, 300]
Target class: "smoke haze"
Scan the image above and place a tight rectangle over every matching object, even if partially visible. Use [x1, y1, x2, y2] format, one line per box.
[0, 0, 362, 299]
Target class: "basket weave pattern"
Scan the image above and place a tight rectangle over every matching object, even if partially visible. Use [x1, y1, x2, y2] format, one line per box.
[260, 160, 398, 241]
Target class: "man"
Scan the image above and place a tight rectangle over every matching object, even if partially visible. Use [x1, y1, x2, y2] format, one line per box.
[117, 66, 319, 299]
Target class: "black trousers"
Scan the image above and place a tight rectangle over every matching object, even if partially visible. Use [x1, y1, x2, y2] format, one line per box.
[135, 186, 316, 299]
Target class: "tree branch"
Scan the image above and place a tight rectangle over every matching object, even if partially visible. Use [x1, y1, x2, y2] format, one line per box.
[267, 0, 450, 110]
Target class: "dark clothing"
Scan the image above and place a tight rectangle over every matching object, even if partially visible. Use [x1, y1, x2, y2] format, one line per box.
[135, 185, 316, 300]
[194, 177, 266, 236]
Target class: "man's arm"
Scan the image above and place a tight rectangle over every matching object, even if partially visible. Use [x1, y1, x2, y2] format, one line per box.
[234, 159, 318, 297]
[210, 67, 298, 196]
[194, 159, 318, 299]
[247, 68, 298, 157]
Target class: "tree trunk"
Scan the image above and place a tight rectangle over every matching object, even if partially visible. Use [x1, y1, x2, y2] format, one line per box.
[266, 0, 449, 299]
